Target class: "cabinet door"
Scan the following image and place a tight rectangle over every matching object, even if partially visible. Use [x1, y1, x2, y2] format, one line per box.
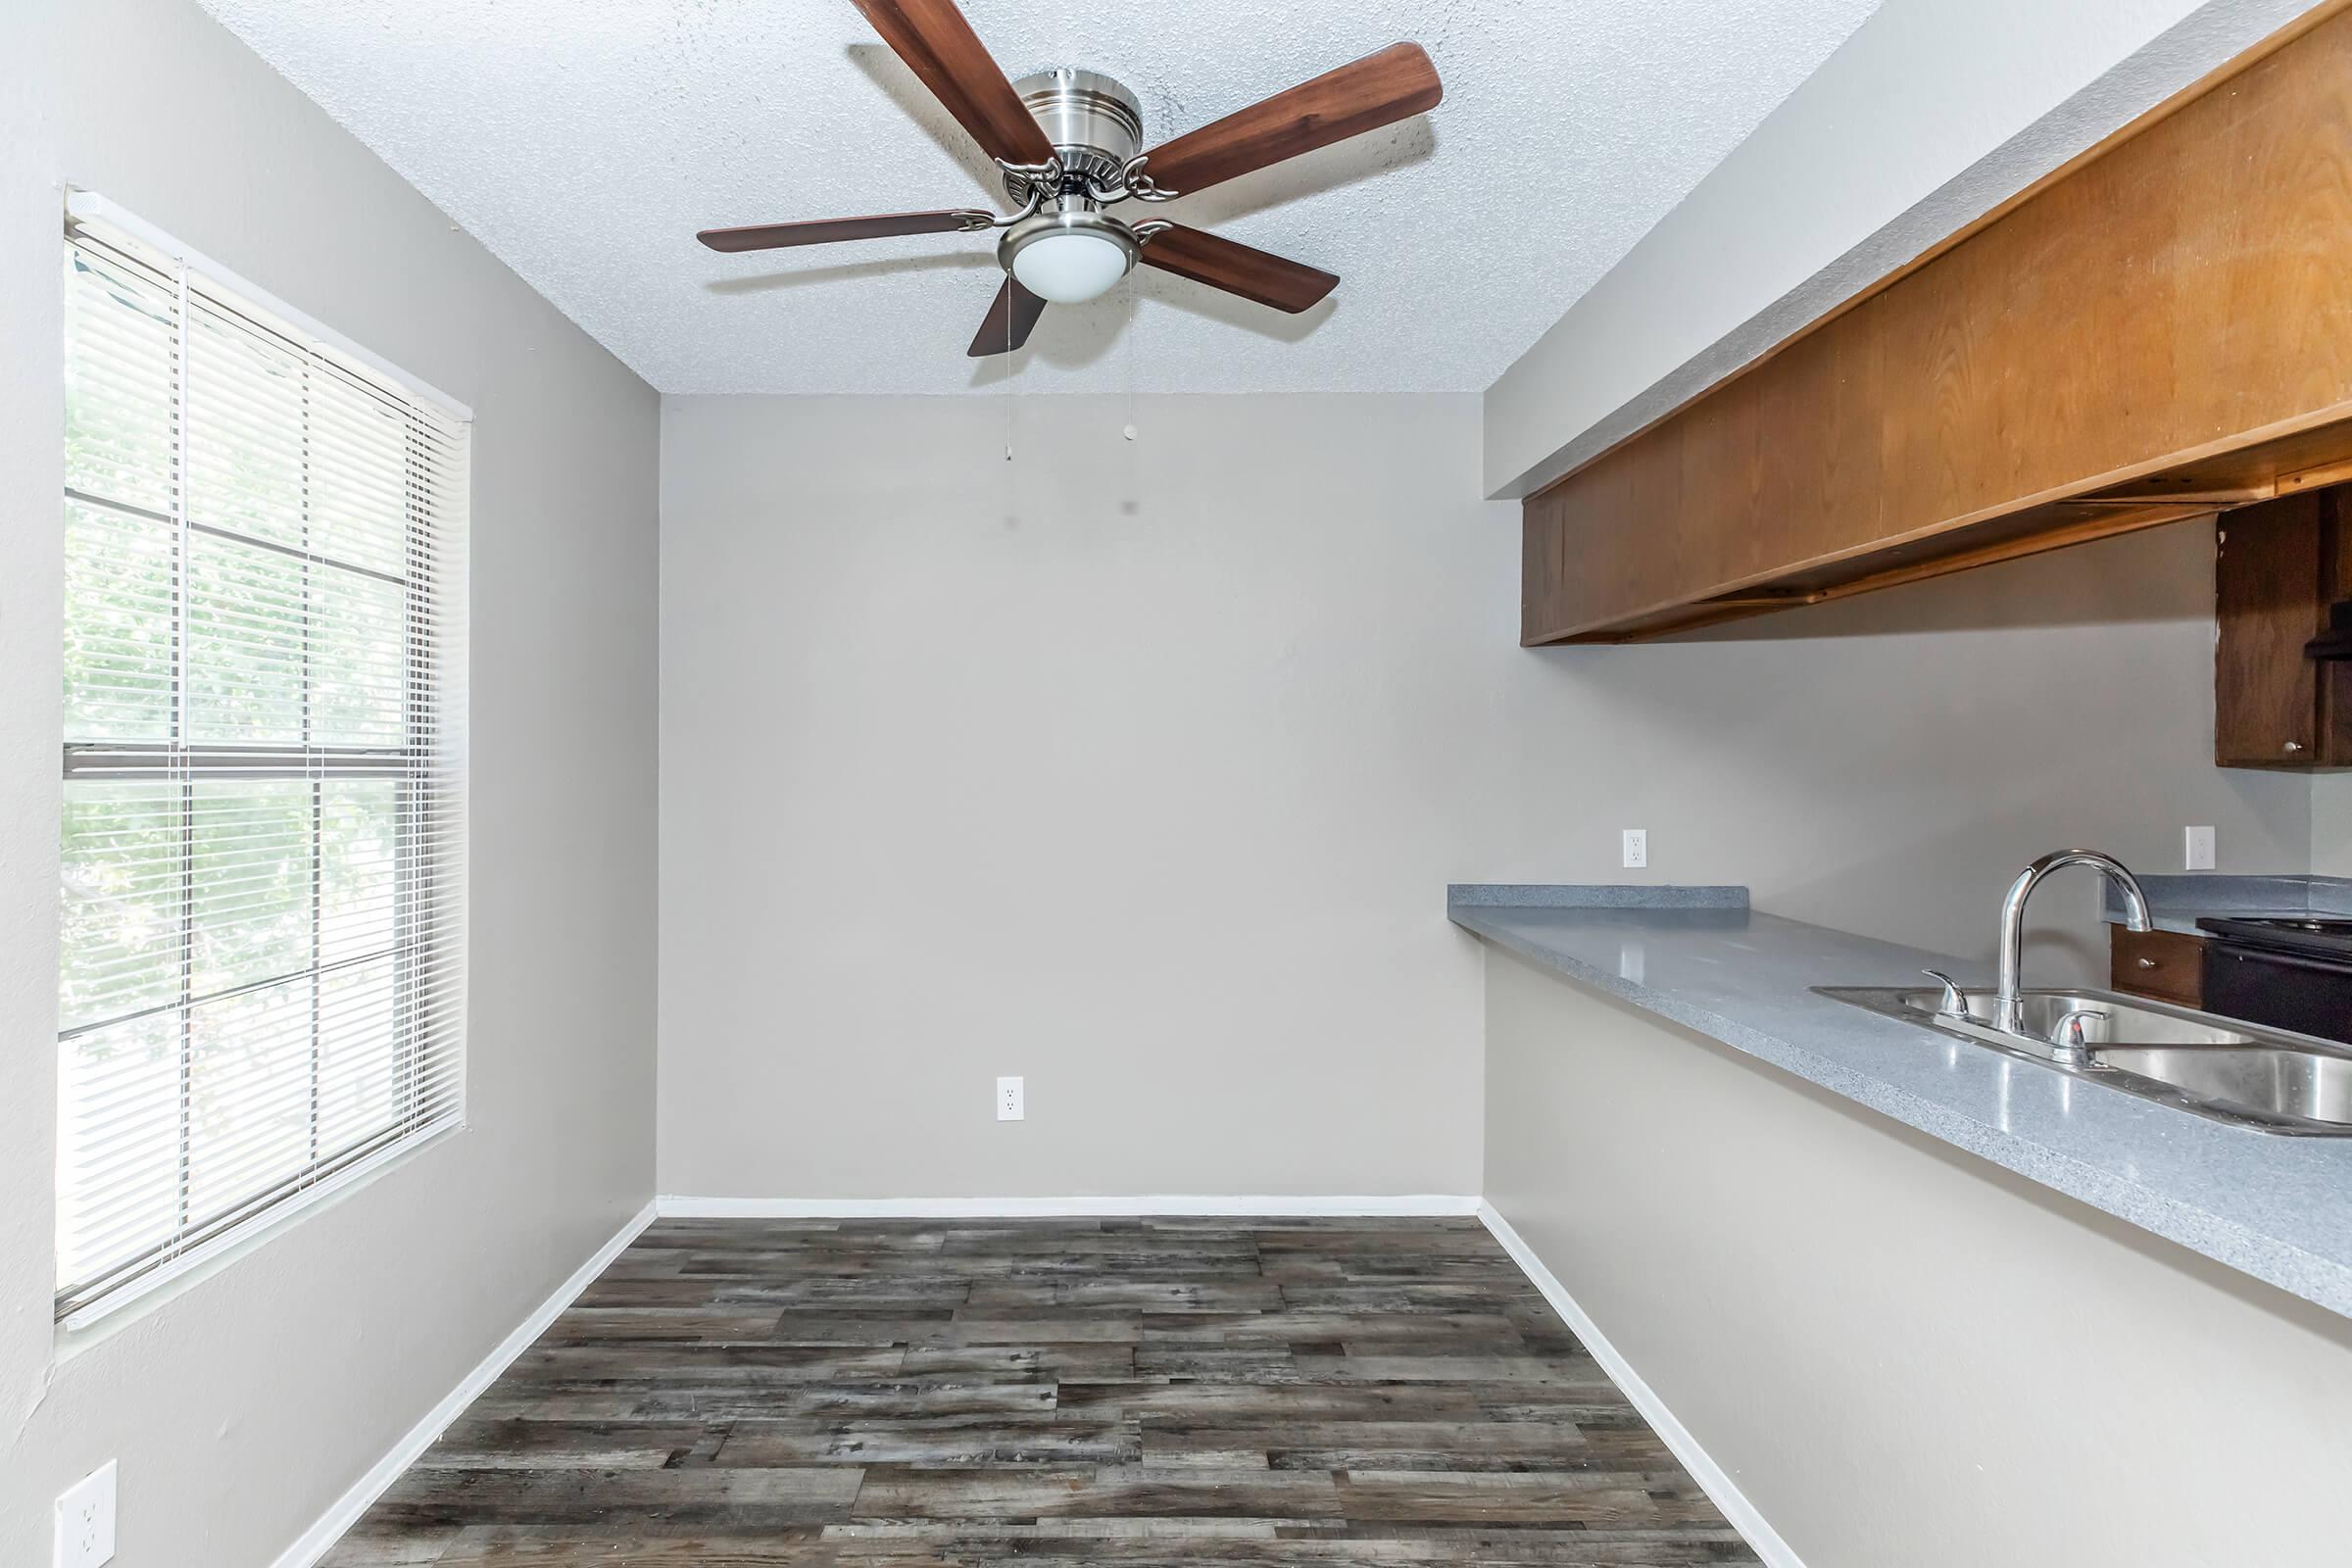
[2321, 495, 2352, 767]
[2215, 494, 2321, 767]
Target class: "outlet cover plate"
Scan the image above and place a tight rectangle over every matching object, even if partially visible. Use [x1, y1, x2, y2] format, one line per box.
[2184, 825, 2216, 871]
[996, 1076, 1024, 1122]
[55, 1460, 116, 1568]
[1622, 828, 1648, 869]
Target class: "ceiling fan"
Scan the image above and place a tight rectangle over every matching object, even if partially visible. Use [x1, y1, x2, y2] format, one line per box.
[696, 0, 1443, 357]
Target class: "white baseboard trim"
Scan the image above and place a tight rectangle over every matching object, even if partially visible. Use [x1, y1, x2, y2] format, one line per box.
[271, 1200, 659, 1568]
[656, 1194, 1483, 1220]
[1476, 1200, 1803, 1568]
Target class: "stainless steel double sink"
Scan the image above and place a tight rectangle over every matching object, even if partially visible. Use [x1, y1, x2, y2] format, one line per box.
[1818, 983, 2352, 1135]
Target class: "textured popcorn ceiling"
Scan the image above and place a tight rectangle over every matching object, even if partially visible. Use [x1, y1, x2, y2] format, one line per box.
[197, 0, 1882, 394]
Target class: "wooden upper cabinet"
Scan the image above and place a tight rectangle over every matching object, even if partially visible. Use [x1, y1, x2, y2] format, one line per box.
[2216, 489, 2352, 768]
[1523, 3, 2352, 644]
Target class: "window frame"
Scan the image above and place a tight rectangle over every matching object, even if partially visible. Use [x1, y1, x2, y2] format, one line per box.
[55, 192, 471, 1329]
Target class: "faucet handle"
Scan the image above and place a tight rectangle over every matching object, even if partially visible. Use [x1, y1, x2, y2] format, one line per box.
[2048, 1007, 2108, 1059]
[1922, 969, 1971, 1018]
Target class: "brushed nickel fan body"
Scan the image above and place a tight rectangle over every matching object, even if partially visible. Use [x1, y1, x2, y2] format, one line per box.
[1006, 69, 1144, 194]
[996, 69, 1152, 283]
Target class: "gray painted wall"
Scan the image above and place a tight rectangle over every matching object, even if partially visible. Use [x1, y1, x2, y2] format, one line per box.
[0, 3, 660, 1565]
[658, 395, 1496, 1201]
[1482, 947, 2352, 1566]
[2316, 776, 2352, 875]
[659, 394, 2306, 1202]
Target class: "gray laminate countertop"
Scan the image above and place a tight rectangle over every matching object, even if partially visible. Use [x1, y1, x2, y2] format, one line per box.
[1448, 884, 2352, 1320]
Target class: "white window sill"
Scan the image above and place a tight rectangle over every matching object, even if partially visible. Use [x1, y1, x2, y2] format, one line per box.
[55, 1117, 466, 1358]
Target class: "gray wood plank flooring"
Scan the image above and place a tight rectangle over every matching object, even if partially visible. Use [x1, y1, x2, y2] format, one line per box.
[321, 1216, 1759, 1565]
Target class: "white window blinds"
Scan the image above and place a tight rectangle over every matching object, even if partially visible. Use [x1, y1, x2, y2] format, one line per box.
[56, 197, 469, 1326]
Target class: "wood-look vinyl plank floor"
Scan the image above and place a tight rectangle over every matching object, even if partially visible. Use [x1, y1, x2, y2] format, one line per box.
[320, 1217, 1759, 1566]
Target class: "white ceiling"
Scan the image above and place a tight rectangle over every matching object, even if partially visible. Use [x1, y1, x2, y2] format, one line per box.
[197, 0, 1883, 395]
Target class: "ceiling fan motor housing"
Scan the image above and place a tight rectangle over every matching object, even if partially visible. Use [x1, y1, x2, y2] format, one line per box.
[1008, 68, 1144, 194]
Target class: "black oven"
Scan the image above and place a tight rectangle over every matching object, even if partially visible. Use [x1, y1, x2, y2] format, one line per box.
[2197, 918, 2352, 1046]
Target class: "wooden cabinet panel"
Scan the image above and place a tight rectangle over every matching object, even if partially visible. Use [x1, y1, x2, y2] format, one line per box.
[2110, 927, 2207, 1009]
[2215, 488, 2352, 768]
[1522, 4, 2352, 645]
[2217, 495, 2325, 765]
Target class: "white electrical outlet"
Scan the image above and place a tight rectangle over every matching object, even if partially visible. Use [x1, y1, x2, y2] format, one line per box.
[1622, 828, 1648, 869]
[54, 1460, 115, 1568]
[996, 1076, 1024, 1122]
[2184, 825, 2216, 871]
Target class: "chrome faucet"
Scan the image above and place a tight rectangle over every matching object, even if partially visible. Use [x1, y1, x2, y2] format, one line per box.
[1996, 850, 2152, 1035]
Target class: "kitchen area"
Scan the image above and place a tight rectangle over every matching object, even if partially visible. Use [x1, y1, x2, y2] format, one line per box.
[1460, 9, 2352, 1559]
[1450, 469, 2352, 1559]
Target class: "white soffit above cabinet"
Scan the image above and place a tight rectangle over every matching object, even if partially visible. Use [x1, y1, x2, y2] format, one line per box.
[197, 0, 1883, 395]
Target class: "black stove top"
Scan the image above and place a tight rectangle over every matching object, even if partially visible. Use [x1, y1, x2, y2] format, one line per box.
[2197, 915, 2352, 962]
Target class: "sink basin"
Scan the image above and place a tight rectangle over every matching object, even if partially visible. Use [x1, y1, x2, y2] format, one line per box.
[2095, 1046, 2352, 1130]
[1815, 983, 2352, 1135]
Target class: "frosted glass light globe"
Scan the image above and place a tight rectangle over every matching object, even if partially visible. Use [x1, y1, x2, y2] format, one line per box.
[1010, 230, 1132, 304]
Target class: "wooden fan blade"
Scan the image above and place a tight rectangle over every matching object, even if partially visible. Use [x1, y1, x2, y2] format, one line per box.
[1138, 42, 1441, 197]
[699, 210, 992, 253]
[968, 275, 1048, 356]
[1139, 225, 1338, 314]
[851, 0, 1056, 166]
